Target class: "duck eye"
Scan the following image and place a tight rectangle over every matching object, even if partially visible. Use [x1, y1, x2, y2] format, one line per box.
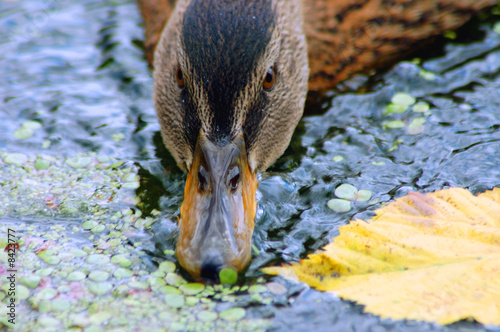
[176, 67, 185, 87]
[263, 67, 275, 91]
[227, 166, 240, 191]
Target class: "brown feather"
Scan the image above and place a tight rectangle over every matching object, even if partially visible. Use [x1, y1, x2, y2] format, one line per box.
[302, 0, 497, 90]
[136, 0, 175, 66]
[136, 0, 496, 89]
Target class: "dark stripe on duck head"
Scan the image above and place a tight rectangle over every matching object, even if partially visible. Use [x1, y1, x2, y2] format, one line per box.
[181, 0, 274, 147]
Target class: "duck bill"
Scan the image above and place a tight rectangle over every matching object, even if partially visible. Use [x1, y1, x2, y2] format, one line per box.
[176, 133, 257, 280]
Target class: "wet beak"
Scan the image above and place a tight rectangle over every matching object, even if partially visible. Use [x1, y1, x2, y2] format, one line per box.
[176, 133, 258, 280]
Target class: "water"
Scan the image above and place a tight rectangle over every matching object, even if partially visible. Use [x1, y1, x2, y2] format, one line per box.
[1, 0, 499, 330]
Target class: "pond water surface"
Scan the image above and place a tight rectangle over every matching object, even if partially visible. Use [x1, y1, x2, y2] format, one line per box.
[1, 0, 500, 331]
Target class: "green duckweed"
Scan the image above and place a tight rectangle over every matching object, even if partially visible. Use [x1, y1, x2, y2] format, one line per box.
[89, 271, 110, 281]
[159, 260, 176, 273]
[334, 184, 358, 200]
[219, 267, 238, 285]
[179, 283, 204, 295]
[165, 294, 185, 308]
[20, 275, 41, 288]
[219, 307, 246, 321]
[327, 199, 351, 213]
[67, 271, 87, 281]
[4, 153, 28, 165]
[89, 282, 113, 295]
[86, 254, 110, 265]
[356, 190, 372, 202]
[391, 92, 416, 106]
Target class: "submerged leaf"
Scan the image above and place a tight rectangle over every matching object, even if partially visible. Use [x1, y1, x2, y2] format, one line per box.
[265, 187, 500, 325]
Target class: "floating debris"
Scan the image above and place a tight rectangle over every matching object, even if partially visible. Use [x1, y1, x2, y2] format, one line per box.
[219, 267, 238, 285]
[384, 92, 417, 114]
[37, 315, 61, 328]
[67, 271, 87, 281]
[113, 268, 133, 279]
[82, 220, 99, 230]
[128, 281, 148, 290]
[89, 282, 113, 295]
[407, 117, 426, 135]
[335, 184, 358, 200]
[219, 307, 246, 321]
[159, 260, 176, 273]
[161, 286, 182, 295]
[327, 199, 351, 213]
[248, 285, 268, 294]
[89, 271, 110, 281]
[419, 69, 437, 80]
[86, 254, 110, 265]
[111, 254, 132, 268]
[179, 283, 205, 295]
[383, 120, 406, 129]
[356, 190, 372, 202]
[51, 299, 70, 312]
[65, 156, 92, 169]
[34, 158, 50, 170]
[197, 310, 218, 322]
[329, 184, 373, 211]
[111, 132, 125, 142]
[36, 288, 58, 301]
[165, 272, 185, 287]
[13, 121, 42, 140]
[165, 294, 185, 308]
[20, 275, 41, 289]
[412, 101, 430, 113]
[0, 151, 273, 331]
[391, 92, 416, 107]
[384, 103, 408, 114]
[3, 152, 28, 165]
[495, 22, 500, 34]
[22, 120, 42, 130]
[444, 30, 457, 39]
[13, 128, 34, 140]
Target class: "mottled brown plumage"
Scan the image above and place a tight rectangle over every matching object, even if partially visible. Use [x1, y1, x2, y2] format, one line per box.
[137, 0, 176, 66]
[302, 0, 497, 90]
[138, 0, 496, 90]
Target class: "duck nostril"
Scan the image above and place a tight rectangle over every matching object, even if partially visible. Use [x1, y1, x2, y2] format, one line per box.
[200, 256, 223, 281]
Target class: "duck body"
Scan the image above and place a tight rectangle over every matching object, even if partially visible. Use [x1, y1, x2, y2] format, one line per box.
[137, 0, 496, 280]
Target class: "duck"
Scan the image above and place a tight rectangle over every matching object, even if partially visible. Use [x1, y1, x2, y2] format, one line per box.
[136, 0, 496, 280]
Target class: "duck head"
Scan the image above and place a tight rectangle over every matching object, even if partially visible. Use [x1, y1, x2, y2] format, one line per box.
[153, 0, 309, 280]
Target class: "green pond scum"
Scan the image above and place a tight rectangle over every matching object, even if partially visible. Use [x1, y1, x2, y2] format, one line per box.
[0, 152, 274, 330]
[1, 0, 500, 331]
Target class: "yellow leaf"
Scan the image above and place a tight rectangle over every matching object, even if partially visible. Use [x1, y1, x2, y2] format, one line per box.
[264, 187, 500, 325]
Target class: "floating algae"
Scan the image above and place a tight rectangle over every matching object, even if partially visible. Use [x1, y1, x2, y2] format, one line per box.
[0, 152, 277, 331]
